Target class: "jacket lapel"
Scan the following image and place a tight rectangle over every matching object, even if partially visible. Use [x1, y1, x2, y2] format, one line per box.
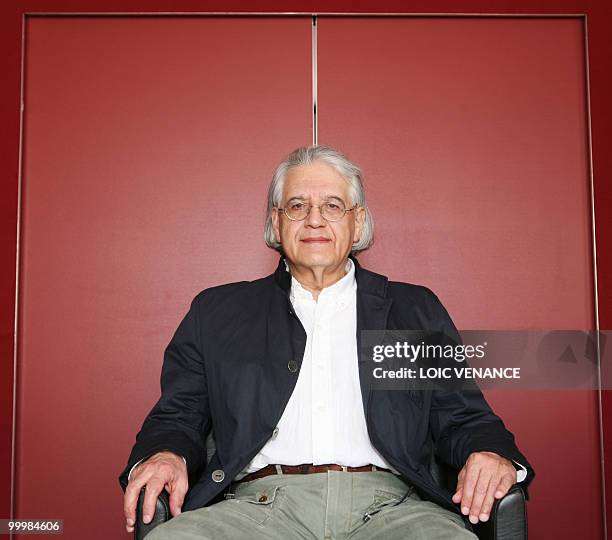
[352, 255, 393, 414]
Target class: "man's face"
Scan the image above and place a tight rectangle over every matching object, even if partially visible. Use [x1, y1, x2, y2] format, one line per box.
[271, 161, 365, 272]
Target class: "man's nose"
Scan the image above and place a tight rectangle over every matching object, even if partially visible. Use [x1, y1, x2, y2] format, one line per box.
[304, 205, 326, 227]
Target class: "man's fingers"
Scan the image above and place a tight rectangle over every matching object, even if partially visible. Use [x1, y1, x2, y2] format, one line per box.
[169, 492, 185, 517]
[123, 491, 137, 526]
[478, 476, 500, 522]
[454, 452, 518, 524]
[452, 469, 465, 503]
[460, 466, 480, 518]
[468, 473, 492, 524]
[124, 478, 147, 526]
[168, 478, 189, 517]
[142, 481, 165, 524]
[494, 472, 515, 498]
[123, 452, 188, 529]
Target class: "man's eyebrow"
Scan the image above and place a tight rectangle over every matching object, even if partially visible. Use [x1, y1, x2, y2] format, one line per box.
[285, 194, 346, 202]
[324, 195, 345, 203]
[285, 194, 350, 206]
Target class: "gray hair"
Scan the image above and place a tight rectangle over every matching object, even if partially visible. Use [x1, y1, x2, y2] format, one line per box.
[264, 145, 374, 255]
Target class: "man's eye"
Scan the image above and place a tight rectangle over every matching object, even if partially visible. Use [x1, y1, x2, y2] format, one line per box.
[290, 202, 306, 210]
[325, 202, 340, 210]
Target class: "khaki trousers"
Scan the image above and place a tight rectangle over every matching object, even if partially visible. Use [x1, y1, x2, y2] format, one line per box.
[146, 470, 477, 540]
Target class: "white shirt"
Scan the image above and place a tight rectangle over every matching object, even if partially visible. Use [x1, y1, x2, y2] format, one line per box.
[239, 258, 394, 477]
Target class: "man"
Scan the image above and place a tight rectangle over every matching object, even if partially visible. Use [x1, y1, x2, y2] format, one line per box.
[120, 145, 534, 539]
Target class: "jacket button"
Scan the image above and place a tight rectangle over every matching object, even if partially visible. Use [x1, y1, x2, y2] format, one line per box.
[272, 427, 279, 439]
[258, 494, 268, 502]
[212, 469, 225, 483]
[287, 360, 298, 372]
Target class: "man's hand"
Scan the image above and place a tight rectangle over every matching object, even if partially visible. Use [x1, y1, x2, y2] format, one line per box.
[452, 451, 516, 524]
[123, 451, 188, 534]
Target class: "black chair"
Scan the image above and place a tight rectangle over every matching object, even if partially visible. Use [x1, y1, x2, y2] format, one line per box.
[134, 452, 527, 540]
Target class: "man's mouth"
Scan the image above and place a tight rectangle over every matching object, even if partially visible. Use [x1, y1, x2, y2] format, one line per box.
[301, 237, 331, 243]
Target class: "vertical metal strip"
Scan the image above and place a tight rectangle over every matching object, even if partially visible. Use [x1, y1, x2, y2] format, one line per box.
[583, 15, 607, 540]
[312, 15, 318, 145]
[11, 13, 27, 531]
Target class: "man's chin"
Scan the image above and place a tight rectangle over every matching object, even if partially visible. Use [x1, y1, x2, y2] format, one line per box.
[292, 255, 340, 269]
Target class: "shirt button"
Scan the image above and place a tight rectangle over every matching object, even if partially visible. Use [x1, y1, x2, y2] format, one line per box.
[212, 469, 225, 483]
[288, 360, 298, 372]
[272, 427, 279, 439]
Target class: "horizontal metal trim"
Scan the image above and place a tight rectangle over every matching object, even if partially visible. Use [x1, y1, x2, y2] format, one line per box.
[24, 12, 586, 18]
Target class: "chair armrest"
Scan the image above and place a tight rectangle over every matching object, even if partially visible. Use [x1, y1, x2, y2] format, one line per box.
[135, 487, 171, 540]
[473, 484, 527, 540]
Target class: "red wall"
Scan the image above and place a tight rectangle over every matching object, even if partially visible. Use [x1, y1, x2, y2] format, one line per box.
[319, 16, 598, 537]
[2, 1, 611, 539]
[16, 15, 312, 538]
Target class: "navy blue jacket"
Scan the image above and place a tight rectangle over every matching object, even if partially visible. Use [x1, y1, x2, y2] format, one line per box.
[119, 255, 534, 518]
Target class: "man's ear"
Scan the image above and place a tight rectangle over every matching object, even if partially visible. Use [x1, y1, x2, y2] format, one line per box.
[353, 207, 366, 243]
[271, 207, 281, 243]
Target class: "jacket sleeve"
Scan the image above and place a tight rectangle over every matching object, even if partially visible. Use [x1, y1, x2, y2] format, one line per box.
[118, 294, 211, 491]
[424, 289, 535, 495]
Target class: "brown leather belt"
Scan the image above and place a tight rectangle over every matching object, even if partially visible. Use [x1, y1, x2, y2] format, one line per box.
[238, 463, 388, 483]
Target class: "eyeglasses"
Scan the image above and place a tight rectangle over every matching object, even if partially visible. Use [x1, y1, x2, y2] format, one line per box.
[276, 200, 357, 222]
